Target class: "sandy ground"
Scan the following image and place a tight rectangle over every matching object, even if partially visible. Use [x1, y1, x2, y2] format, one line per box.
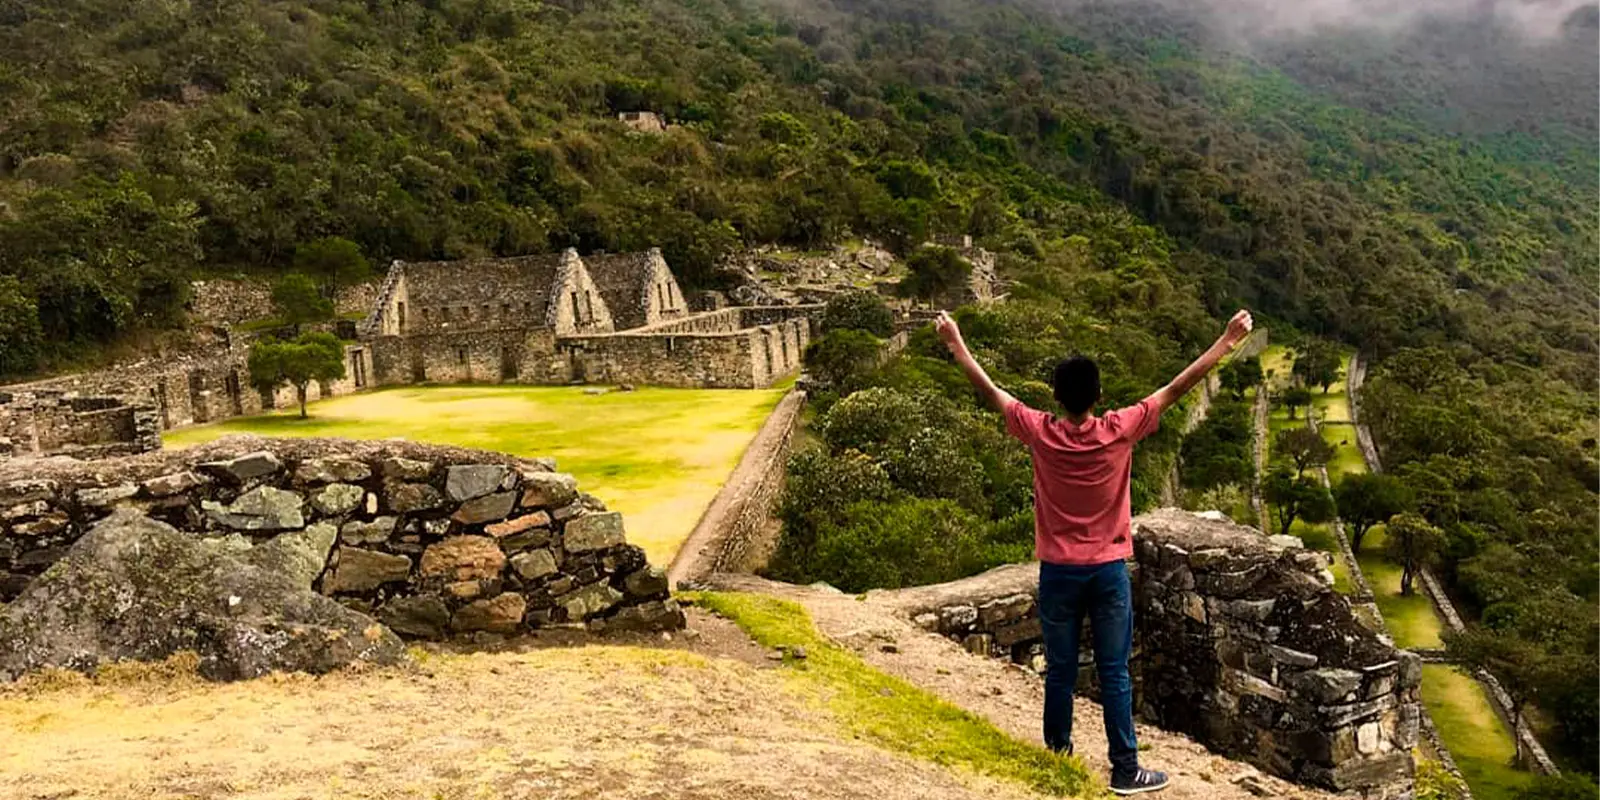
[0, 609, 1054, 800]
[706, 575, 1340, 800]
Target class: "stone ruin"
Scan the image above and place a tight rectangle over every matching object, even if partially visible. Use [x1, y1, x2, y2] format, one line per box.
[0, 437, 682, 681]
[1, 246, 821, 459]
[883, 509, 1420, 798]
[0, 391, 161, 460]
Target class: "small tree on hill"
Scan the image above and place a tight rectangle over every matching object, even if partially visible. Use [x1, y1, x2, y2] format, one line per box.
[1219, 356, 1263, 400]
[1263, 466, 1335, 534]
[271, 272, 334, 331]
[248, 331, 346, 418]
[822, 290, 895, 337]
[1275, 426, 1335, 478]
[898, 245, 971, 305]
[1442, 627, 1559, 767]
[293, 236, 371, 299]
[1334, 473, 1414, 554]
[1280, 385, 1313, 419]
[1383, 512, 1444, 596]
[1292, 340, 1343, 394]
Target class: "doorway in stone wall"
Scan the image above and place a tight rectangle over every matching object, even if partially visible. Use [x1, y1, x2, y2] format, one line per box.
[350, 349, 367, 388]
[187, 371, 209, 424]
[499, 346, 518, 381]
[153, 378, 171, 428]
[225, 370, 244, 416]
[410, 349, 427, 383]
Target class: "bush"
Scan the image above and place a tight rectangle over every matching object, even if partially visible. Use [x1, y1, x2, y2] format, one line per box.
[898, 245, 972, 303]
[822, 291, 894, 337]
[778, 498, 993, 592]
[1180, 400, 1254, 490]
[803, 329, 881, 392]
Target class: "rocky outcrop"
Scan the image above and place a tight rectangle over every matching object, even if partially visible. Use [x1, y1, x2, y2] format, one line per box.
[0, 509, 403, 681]
[883, 509, 1420, 798]
[0, 436, 684, 680]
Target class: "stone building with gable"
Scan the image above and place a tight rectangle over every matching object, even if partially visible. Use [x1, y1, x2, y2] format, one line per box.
[583, 249, 688, 331]
[360, 247, 813, 390]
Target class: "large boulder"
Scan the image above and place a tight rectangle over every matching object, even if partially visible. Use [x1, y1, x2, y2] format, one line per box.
[0, 510, 405, 681]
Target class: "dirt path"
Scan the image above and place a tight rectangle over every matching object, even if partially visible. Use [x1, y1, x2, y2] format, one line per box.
[705, 574, 1337, 800]
[0, 609, 1050, 800]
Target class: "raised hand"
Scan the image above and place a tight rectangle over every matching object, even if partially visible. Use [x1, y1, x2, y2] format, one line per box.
[934, 310, 964, 351]
[1222, 309, 1253, 348]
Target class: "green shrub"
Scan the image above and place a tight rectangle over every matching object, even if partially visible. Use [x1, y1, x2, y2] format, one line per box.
[822, 291, 895, 337]
[803, 329, 881, 392]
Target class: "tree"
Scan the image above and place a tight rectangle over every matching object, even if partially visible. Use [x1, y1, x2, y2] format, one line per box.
[1263, 466, 1336, 534]
[1275, 426, 1335, 477]
[1279, 386, 1314, 419]
[1292, 341, 1343, 394]
[247, 332, 347, 418]
[1384, 512, 1445, 596]
[822, 291, 895, 337]
[1219, 356, 1264, 400]
[271, 272, 335, 330]
[0, 275, 44, 377]
[898, 245, 971, 304]
[1442, 627, 1558, 766]
[803, 329, 881, 393]
[1334, 473, 1414, 554]
[292, 237, 371, 298]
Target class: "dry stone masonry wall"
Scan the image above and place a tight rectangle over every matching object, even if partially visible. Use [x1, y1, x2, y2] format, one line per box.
[0, 438, 683, 661]
[896, 509, 1420, 798]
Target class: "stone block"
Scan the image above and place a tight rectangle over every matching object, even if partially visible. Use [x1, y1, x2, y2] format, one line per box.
[622, 565, 668, 597]
[420, 536, 506, 582]
[446, 465, 509, 502]
[452, 592, 526, 634]
[993, 616, 1043, 647]
[75, 484, 139, 508]
[379, 595, 450, 639]
[386, 482, 444, 513]
[142, 471, 206, 498]
[559, 582, 623, 620]
[202, 486, 305, 531]
[380, 457, 433, 481]
[446, 580, 483, 600]
[511, 549, 559, 580]
[311, 483, 365, 516]
[940, 604, 978, 630]
[1294, 668, 1363, 704]
[12, 513, 69, 536]
[341, 516, 397, 545]
[1266, 644, 1319, 669]
[520, 472, 579, 508]
[1223, 665, 1287, 703]
[294, 457, 372, 484]
[485, 511, 551, 538]
[326, 547, 413, 593]
[0, 480, 57, 505]
[452, 491, 516, 525]
[563, 512, 624, 552]
[605, 599, 686, 631]
[2, 501, 49, 520]
[200, 451, 282, 483]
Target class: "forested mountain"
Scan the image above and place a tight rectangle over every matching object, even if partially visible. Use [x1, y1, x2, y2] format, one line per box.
[1, 0, 1595, 778]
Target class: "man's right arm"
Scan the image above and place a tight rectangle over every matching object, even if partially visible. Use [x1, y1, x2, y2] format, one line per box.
[1147, 310, 1253, 414]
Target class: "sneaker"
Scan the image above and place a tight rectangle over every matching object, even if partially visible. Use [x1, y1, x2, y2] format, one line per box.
[1110, 768, 1169, 795]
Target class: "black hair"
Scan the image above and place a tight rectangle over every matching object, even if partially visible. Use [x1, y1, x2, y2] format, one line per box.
[1052, 356, 1100, 415]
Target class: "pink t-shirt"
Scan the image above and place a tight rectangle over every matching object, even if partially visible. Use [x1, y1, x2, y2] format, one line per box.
[1004, 397, 1162, 566]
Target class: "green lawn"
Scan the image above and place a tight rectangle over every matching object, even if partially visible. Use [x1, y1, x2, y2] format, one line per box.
[1318, 421, 1366, 481]
[1355, 525, 1445, 650]
[165, 384, 788, 565]
[1421, 665, 1532, 800]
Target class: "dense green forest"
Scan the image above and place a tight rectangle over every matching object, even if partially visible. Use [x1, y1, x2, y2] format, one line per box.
[0, 0, 1595, 785]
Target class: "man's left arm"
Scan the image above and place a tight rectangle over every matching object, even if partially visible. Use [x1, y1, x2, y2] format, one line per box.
[1146, 309, 1253, 415]
[935, 311, 1016, 413]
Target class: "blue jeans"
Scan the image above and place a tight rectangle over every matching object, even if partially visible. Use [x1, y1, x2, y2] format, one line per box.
[1039, 559, 1139, 778]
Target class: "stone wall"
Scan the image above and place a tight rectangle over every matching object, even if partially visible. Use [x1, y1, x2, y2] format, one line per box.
[189, 279, 378, 325]
[0, 392, 161, 460]
[558, 308, 815, 389]
[669, 389, 805, 585]
[0, 437, 684, 635]
[887, 509, 1420, 797]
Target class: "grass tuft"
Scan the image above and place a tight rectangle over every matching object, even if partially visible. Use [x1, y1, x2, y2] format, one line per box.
[683, 591, 1099, 798]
